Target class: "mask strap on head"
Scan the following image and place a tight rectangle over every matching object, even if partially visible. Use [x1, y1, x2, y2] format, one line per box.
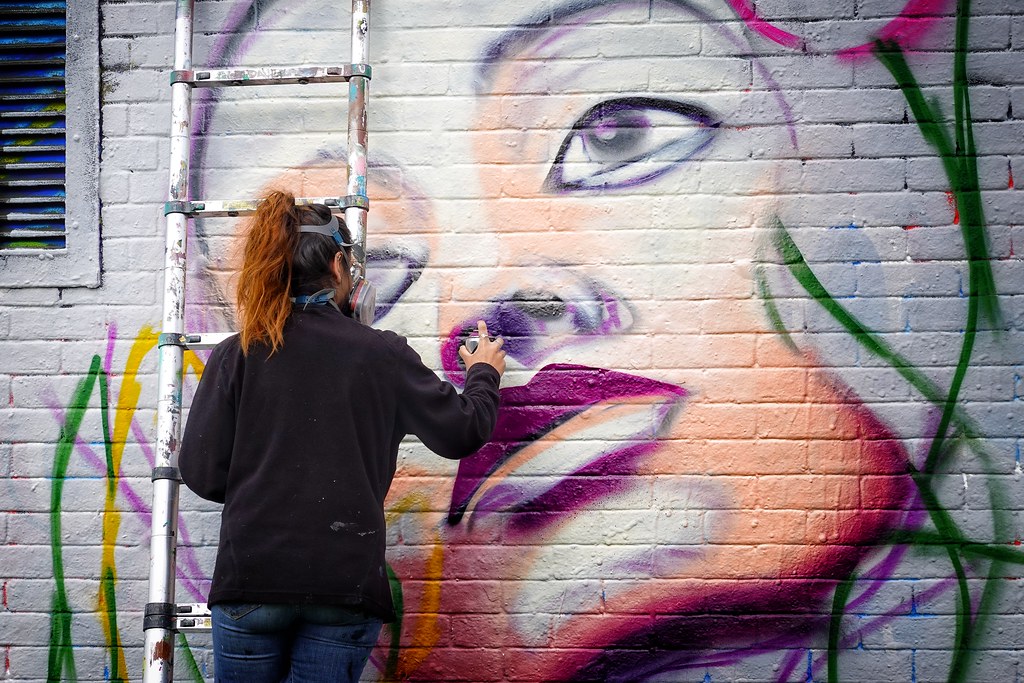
[298, 214, 355, 249]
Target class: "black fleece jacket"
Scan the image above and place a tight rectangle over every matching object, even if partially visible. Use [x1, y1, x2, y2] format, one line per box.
[179, 306, 501, 621]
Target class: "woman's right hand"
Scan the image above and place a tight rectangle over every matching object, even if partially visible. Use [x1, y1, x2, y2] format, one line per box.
[459, 320, 506, 376]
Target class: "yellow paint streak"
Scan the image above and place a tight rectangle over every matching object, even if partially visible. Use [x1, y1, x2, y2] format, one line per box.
[92, 325, 205, 677]
[386, 495, 445, 679]
[97, 327, 158, 679]
[184, 350, 205, 380]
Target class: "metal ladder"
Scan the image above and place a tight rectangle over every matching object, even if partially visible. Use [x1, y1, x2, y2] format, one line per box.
[142, 2, 372, 680]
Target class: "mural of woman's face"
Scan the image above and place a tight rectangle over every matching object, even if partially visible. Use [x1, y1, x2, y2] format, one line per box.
[197, 1, 912, 679]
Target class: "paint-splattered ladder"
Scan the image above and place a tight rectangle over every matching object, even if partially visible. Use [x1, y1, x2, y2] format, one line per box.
[143, 2, 373, 681]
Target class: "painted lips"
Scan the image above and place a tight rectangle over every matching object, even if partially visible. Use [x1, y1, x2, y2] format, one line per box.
[448, 364, 687, 525]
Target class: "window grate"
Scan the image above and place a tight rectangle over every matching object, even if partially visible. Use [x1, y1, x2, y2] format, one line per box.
[0, 1, 67, 251]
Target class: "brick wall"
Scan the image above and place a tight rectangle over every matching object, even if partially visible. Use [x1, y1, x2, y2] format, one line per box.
[1, 0, 1022, 681]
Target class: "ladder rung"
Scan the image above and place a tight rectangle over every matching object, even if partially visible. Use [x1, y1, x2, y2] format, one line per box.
[175, 603, 212, 632]
[171, 64, 371, 88]
[165, 196, 368, 218]
[158, 332, 235, 350]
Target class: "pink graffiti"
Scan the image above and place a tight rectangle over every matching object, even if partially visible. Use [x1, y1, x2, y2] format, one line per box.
[725, 0, 954, 60]
[725, 0, 802, 49]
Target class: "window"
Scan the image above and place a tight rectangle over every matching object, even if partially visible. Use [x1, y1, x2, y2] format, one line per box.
[0, 0, 99, 287]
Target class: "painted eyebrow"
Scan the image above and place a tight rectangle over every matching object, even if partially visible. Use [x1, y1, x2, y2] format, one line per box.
[475, 0, 710, 92]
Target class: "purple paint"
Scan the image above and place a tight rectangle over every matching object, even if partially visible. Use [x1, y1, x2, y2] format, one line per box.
[103, 323, 117, 377]
[448, 363, 686, 523]
[44, 395, 210, 601]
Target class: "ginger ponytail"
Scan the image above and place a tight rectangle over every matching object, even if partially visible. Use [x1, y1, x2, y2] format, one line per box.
[236, 189, 300, 354]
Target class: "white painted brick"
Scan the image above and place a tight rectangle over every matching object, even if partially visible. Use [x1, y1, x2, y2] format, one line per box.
[968, 84, 1014, 120]
[803, 157, 907, 192]
[0, 288, 62, 306]
[907, 154, 1013, 191]
[852, 122, 937, 157]
[126, 100, 171, 136]
[101, 2, 176, 36]
[973, 121, 1024, 154]
[971, 51, 1024, 86]
[649, 56, 752, 92]
[102, 136, 161, 172]
[100, 204, 164, 238]
[0, 438, 10, 475]
[7, 306, 152, 341]
[856, 0, 953, 18]
[700, 25, 797, 59]
[100, 38, 132, 72]
[853, 52, 960, 88]
[755, 55, 856, 90]
[0, 342, 63, 374]
[101, 68, 169, 104]
[800, 86, 907, 123]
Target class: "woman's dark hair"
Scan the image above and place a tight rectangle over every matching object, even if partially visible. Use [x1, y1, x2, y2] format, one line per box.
[235, 189, 352, 354]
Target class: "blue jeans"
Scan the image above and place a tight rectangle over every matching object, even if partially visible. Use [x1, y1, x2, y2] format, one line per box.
[211, 603, 382, 683]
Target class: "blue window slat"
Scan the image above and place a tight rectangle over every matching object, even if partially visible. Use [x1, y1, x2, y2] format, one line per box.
[0, 2, 67, 11]
[1, 187, 65, 199]
[1, 150, 65, 162]
[1, 222, 65, 232]
[0, 19, 66, 30]
[0, 35, 65, 48]
[0, 170, 64, 182]
[0, 103, 66, 114]
[0, 68, 66, 80]
[0, 50, 64, 63]
[0, 85, 65, 96]
[1, 205, 64, 216]
[2, 121, 65, 131]
[2, 137, 67, 148]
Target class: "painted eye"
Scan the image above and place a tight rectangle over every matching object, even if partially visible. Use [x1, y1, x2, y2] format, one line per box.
[543, 97, 720, 192]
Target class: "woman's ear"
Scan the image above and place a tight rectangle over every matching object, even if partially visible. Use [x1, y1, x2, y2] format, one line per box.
[330, 251, 344, 284]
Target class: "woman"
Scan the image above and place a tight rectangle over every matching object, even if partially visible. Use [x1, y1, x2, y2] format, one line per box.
[178, 190, 506, 682]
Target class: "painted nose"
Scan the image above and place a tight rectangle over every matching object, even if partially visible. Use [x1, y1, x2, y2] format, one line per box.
[440, 279, 634, 383]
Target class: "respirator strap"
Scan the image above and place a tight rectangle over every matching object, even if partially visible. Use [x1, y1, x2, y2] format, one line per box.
[298, 215, 355, 249]
[291, 288, 340, 312]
